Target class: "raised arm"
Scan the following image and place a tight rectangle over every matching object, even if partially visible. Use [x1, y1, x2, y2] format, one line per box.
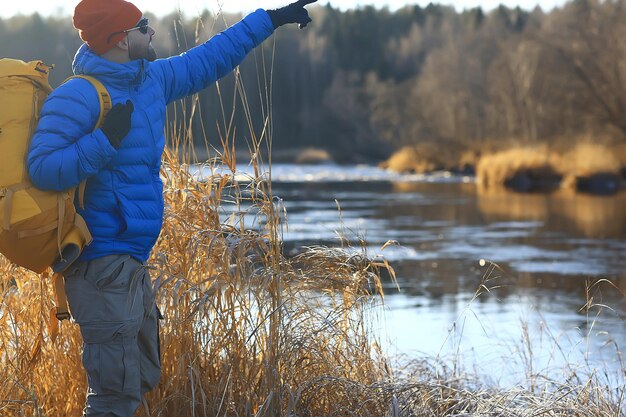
[151, 0, 318, 104]
[151, 9, 274, 104]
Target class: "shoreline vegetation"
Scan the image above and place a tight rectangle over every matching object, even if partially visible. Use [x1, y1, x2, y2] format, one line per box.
[380, 140, 626, 195]
[0, 150, 623, 416]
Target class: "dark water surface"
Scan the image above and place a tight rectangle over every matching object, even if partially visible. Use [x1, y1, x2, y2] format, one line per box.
[199, 163, 626, 387]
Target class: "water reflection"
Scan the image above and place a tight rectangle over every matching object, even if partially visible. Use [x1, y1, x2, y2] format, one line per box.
[475, 186, 626, 238]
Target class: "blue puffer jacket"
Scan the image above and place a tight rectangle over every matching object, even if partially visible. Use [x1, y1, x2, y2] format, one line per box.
[28, 9, 274, 263]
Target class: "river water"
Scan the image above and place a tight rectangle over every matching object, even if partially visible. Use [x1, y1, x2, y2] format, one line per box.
[195, 163, 626, 387]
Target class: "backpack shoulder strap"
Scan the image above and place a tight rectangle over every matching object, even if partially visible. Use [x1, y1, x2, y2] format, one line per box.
[63, 75, 112, 129]
[63, 75, 112, 209]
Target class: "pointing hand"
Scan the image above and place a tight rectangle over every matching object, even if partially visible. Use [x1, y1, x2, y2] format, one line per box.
[267, 0, 318, 30]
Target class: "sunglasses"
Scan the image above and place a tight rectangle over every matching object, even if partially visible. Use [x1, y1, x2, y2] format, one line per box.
[107, 18, 150, 44]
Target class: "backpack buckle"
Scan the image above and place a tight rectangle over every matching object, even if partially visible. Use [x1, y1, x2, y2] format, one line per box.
[55, 310, 71, 321]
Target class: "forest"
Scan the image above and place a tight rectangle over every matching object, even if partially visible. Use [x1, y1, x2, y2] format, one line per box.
[2, 0, 625, 169]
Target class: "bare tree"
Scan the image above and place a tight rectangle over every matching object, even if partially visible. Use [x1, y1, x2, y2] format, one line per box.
[538, 0, 626, 138]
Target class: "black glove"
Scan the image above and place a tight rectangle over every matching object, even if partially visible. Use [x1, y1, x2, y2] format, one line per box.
[267, 0, 317, 29]
[100, 100, 134, 149]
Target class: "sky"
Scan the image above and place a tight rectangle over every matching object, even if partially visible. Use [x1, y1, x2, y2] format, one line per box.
[1, 0, 568, 19]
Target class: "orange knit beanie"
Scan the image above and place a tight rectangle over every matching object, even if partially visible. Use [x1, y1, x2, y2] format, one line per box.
[73, 0, 142, 55]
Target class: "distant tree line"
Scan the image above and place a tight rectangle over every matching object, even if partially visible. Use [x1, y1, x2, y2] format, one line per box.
[2, 0, 625, 163]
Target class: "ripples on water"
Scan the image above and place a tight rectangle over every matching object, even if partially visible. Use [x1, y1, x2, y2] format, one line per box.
[193, 163, 626, 387]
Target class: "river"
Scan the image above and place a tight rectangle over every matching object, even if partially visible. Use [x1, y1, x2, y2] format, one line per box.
[195, 162, 626, 388]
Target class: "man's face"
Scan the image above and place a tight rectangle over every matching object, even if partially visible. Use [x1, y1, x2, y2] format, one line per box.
[127, 18, 157, 62]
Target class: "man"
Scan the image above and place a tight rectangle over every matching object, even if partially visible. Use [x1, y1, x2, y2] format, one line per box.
[27, 0, 316, 415]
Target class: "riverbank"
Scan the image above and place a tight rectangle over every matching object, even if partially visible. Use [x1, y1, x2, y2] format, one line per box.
[381, 141, 626, 195]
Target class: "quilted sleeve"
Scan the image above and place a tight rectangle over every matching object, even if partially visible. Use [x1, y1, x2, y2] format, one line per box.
[150, 9, 274, 104]
[27, 78, 117, 191]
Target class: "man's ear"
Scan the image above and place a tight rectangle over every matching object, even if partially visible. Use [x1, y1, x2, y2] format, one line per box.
[115, 37, 129, 51]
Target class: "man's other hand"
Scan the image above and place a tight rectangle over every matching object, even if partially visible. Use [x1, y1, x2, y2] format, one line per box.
[101, 100, 134, 149]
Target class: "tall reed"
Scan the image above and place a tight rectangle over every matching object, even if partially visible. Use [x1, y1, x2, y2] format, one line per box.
[0, 144, 396, 416]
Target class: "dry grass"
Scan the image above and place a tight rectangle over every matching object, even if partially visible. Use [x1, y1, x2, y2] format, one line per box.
[559, 143, 622, 177]
[144, 148, 397, 416]
[614, 143, 626, 168]
[559, 143, 623, 190]
[271, 147, 333, 164]
[380, 146, 439, 173]
[475, 141, 626, 191]
[383, 139, 626, 191]
[379, 144, 465, 174]
[476, 144, 563, 189]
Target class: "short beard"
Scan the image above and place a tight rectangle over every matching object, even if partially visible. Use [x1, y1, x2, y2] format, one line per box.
[129, 41, 157, 62]
[146, 45, 157, 62]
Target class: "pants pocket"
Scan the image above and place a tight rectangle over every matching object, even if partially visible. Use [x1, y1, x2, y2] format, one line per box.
[90, 255, 132, 290]
[84, 342, 125, 393]
[83, 338, 141, 394]
[81, 322, 141, 394]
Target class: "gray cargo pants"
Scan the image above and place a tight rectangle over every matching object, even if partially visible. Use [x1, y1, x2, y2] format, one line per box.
[63, 254, 161, 417]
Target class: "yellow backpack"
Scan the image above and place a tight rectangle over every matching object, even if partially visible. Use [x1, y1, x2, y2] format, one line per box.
[0, 59, 111, 320]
